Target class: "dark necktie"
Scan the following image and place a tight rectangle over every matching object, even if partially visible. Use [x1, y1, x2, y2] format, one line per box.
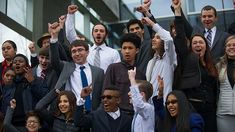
[206, 29, 212, 47]
[40, 70, 46, 80]
[80, 66, 91, 112]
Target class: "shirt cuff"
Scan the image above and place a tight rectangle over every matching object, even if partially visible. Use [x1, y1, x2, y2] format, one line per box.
[50, 38, 58, 43]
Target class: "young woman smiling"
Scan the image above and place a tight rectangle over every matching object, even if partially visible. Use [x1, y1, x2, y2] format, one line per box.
[36, 90, 78, 132]
[153, 90, 204, 132]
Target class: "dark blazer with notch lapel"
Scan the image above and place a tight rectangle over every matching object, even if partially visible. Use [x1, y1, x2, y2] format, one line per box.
[49, 41, 104, 110]
[77, 107, 131, 132]
[193, 26, 230, 63]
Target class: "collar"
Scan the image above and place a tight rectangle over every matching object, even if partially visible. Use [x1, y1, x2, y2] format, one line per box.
[75, 62, 89, 68]
[2, 59, 11, 67]
[205, 26, 216, 33]
[107, 108, 120, 120]
[92, 43, 106, 50]
[121, 60, 136, 70]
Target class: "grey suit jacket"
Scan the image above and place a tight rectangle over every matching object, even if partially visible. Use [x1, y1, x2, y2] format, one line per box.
[193, 26, 230, 63]
[50, 41, 104, 110]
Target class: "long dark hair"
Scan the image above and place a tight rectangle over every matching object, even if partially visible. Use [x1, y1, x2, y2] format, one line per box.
[164, 90, 193, 132]
[54, 91, 77, 120]
[189, 34, 218, 78]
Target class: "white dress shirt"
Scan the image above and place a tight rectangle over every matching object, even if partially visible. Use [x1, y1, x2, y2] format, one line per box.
[87, 44, 120, 72]
[65, 62, 92, 106]
[65, 14, 121, 72]
[204, 26, 216, 47]
[130, 85, 155, 132]
[107, 108, 121, 120]
[146, 23, 177, 104]
[36, 65, 46, 77]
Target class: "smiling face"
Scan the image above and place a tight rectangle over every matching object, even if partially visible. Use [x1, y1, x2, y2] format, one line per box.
[38, 55, 49, 71]
[58, 95, 70, 114]
[3, 69, 15, 85]
[166, 94, 178, 117]
[41, 38, 50, 49]
[201, 9, 217, 29]
[12, 56, 27, 75]
[92, 24, 107, 45]
[26, 116, 41, 132]
[191, 36, 207, 58]
[102, 90, 120, 112]
[2, 42, 17, 60]
[152, 34, 163, 51]
[71, 46, 89, 65]
[225, 38, 235, 59]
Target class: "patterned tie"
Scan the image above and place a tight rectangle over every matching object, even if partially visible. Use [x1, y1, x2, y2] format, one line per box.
[80, 66, 91, 112]
[93, 47, 101, 67]
[40, 70, 46, 80]
[206, 29, 212, 47]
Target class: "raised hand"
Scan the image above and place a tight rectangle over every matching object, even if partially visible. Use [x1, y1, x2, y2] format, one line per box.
[48, 22, 61, 39]
[81, 84, 92, 98]
[172, 0, 181, 11]
[28, 42, 36, 54]
[134, 0, 151, 14]
[59, 15, 66, 29]
[10, 99, 16, 109]
[24, 67, 34, 83]
[68, 5, 78, 14]
[141, 17, 155, 27]
[128, 67, 137, 85]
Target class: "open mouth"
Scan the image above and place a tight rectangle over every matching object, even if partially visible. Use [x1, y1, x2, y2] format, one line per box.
[14, 66, 21, 71]
[168, 108, 176, 115]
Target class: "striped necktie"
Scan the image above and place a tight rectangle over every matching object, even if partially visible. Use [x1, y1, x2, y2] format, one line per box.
[93, 47, 101, 67]
[206, 29, 212, 47]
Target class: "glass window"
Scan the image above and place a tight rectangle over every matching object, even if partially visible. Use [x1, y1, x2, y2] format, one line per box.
[90, 22, 94, 43]
[7, 0, 33, 31]
[0, 0, 6, 13]
[187, 0, 234, 13]
[0, 23, 31, 62]
[123, 0, 173, 18]
[75, 11, 84, 34]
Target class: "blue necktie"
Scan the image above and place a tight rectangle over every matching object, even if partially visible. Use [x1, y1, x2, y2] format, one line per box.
[80, 66, 91, 112]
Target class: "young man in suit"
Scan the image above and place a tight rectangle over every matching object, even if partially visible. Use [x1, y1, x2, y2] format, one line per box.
[48, 21, 104, 114]
[65, 5, 121, 72]
[77, 86, 132, 132]
[194, 5, 230, 62]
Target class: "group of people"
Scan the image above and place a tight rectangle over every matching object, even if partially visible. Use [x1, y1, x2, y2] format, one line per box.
[0, 0, 235, 131]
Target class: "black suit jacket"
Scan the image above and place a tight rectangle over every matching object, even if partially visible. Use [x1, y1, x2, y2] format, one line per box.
[78, 107, 131, 132]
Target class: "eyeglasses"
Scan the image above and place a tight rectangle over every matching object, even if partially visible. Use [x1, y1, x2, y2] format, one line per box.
[165, 99, 178, 105]
[71, 48, 86, 54]
[26, 120, 39, 124]
[101, 95, 118, 100]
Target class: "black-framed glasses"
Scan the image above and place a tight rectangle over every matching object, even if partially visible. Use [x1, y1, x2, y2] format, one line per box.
[101, 95, 118, 100]
[165, 99, 178, 105]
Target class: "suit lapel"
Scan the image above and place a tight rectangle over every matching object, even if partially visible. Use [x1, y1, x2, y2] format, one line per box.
[55, 62, 75, 89]
[211, 29, 221, 50]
